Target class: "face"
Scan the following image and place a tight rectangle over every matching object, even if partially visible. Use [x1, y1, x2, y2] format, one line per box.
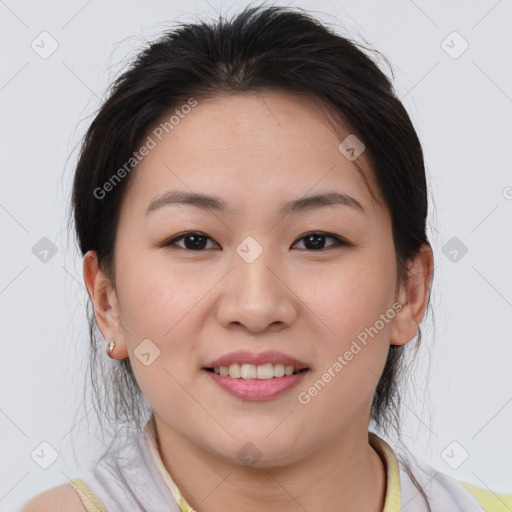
[88, 90, 423, 467]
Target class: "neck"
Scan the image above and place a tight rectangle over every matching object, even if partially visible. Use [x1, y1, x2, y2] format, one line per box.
[152, 414, 387, 512]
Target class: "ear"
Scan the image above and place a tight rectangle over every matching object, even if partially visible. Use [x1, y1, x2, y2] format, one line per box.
[83, 250, 129, 359]
[390, 243, 434, 346]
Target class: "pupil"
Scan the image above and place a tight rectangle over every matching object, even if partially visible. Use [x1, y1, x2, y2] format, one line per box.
[305, 234, 325, 250]
[185, 235, 206, 250]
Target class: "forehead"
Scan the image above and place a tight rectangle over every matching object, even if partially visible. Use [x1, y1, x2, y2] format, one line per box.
[122, 90, 381, 218]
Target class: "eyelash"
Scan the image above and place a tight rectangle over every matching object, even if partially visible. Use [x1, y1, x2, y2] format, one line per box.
[162, 231, 349, 251]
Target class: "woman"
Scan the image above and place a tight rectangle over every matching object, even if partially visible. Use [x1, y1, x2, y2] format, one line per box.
[20, 4, 511, 512]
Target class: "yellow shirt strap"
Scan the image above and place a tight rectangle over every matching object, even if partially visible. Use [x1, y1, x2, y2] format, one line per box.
[368, 432, 401, 512]
[69, 478, 108, 512]
[144, 418, 197, 512]
[460, 480, 512, 512]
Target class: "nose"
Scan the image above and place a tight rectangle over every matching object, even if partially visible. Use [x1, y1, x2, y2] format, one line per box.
[215, 251, 298, 333]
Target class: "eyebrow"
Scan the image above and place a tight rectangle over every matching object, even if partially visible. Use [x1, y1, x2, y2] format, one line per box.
[145, 190, 367, 216]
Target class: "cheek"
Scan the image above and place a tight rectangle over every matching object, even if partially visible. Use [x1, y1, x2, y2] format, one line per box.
[296, 259, 396, 425]
[304, 250, 397, 338]
[117, 263, 205, 409]
[115, 251, 218, 377]
[115, 246, 208, 335]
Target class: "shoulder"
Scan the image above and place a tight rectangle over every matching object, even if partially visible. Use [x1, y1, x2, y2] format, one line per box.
[459, 480, 512, 512]
[394, 450, 511, 512]
[424, 469, 512, 512]
[18, 483, 88, 512]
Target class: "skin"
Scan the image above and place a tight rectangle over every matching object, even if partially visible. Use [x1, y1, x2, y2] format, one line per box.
[83, 90, 433, 512]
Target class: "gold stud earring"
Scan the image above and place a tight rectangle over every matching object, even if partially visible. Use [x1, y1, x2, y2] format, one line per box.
[107, 340, 116, 357]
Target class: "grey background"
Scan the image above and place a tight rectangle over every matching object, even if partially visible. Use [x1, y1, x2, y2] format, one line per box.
[1, 0, 511, 510]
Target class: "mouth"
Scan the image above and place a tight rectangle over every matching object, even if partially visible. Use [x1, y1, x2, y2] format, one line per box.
[202, 350, 311, 400]
[202, 363, 311, 401]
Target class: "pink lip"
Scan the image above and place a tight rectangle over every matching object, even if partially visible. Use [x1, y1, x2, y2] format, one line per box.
[204, 350, 309, 370]
[203, 368, 310, 401]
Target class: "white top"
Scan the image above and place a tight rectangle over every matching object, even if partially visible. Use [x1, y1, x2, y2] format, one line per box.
[68, 413, 511, 512]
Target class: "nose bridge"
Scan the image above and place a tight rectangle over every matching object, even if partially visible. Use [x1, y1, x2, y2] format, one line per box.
[233, 238, 284, 301]
[215, 237, 297, 331]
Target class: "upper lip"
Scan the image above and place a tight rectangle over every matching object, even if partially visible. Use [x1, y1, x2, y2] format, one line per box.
[204, 350, 309, 370]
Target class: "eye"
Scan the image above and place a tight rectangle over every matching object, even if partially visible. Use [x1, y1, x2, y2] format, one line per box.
[163, 231, 219, 251]
[292, 232, 347, 251]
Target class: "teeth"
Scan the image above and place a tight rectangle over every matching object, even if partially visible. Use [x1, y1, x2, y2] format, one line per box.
[228, 362, 241, 378]
[213, 362, 303, 379]
[241, 363, 257, 379]
[273, 363, 285, 377]
[256, 363, 274, 379]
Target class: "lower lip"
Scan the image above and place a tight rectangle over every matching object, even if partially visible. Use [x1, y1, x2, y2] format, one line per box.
[202, 369, 310, 401]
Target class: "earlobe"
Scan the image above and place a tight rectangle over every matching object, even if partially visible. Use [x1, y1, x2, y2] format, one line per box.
[390, 244, 434, 347]
[83, 251, 128, 358]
